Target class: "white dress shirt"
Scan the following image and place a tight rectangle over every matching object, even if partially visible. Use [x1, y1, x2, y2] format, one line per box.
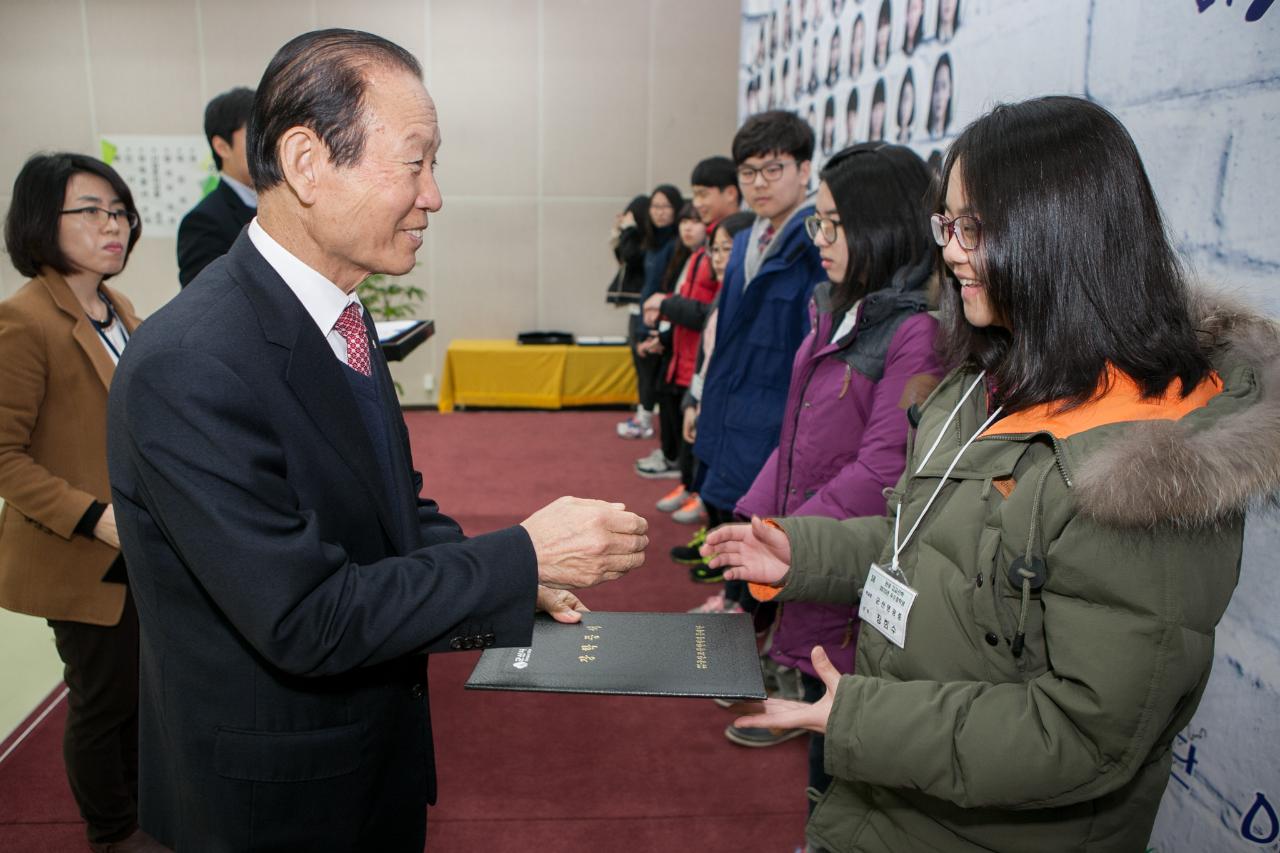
[247, 218, 364, 367]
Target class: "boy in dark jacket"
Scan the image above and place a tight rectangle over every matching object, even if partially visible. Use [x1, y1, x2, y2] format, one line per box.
[692, 111, 824, 604]
[642, 157, 741, 512]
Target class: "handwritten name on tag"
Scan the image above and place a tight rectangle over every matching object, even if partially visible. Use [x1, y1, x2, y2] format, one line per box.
[858, 563, 918, 649]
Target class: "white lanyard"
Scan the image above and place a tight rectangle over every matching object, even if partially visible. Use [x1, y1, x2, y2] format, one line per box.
[891, 371, 1002, 573]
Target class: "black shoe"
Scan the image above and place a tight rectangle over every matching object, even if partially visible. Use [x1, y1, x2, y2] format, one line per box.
[689, 563, 724, 583]
[670, 526, 707, 565]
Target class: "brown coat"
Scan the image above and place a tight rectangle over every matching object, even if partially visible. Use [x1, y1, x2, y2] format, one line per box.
[0, 270, 141, 625]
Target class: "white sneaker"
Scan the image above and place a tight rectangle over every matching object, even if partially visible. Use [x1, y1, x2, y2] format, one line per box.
[616, 417, 654, 439]
[636, 447, 665, 465]
[635, 456, 680, 479]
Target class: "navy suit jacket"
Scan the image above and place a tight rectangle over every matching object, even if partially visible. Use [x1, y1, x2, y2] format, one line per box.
[108, 233, 538, 851]
[176, 179, 255, 287]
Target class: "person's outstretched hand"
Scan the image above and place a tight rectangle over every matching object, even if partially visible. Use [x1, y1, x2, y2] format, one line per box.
[536, 586, 589, 623]
[701, 516, 791, 584]
[521, 496, 648, 589]
[734, 646, 839, 735]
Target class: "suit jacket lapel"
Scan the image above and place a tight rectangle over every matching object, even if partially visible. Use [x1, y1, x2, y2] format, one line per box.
[227, 236, 402, 548]
[39, 271, 117, 391]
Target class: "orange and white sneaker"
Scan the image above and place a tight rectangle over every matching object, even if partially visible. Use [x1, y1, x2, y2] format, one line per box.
[656, 485, 690, 512]
[671, 493, 707, 524]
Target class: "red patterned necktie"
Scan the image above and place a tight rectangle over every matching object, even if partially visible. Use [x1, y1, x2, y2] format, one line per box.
[333, 302, 371, 376]
[758, 223, 776, 253]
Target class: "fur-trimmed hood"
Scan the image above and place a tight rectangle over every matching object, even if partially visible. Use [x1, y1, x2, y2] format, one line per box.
[1074, 291, 1280, 528]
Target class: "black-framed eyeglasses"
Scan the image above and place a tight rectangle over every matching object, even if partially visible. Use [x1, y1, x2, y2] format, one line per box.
[736, 159, 796, 184]
[61, 206, 140, 231]
[708, 244, 734, 257]
[804, 214, 840, 244]
[930, 213, 981, 251]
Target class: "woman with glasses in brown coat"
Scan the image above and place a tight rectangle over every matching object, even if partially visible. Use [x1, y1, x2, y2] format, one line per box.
[0, 152, 161, 852]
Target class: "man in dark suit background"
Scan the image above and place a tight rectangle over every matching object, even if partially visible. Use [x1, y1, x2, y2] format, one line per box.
[176, 86, 257, 287]
[108, 29, 648, 851]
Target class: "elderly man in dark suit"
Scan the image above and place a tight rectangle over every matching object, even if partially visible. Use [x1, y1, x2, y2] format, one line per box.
[108, 29, 648, 852]
[176, 87, 257, 287]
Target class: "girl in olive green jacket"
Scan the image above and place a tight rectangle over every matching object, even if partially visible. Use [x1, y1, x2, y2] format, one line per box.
[705, 96, 1280, 853]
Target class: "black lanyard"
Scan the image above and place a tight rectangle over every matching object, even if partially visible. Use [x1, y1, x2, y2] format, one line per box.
[89, 292, 129, 361]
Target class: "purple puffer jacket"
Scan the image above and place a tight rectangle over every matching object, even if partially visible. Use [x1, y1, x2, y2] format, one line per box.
[735, 269, 943, 679]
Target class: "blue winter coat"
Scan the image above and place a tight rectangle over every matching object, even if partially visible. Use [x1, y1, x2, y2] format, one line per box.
[693, 207, 823, 512]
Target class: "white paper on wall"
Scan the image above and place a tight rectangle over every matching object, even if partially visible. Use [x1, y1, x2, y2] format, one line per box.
[100, 135, 218, 239]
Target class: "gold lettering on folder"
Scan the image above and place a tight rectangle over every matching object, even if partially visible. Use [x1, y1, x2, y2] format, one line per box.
[694, 624, 709, 670]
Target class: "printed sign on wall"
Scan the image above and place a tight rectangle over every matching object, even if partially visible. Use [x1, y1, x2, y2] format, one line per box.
[100, 135, 218, 238]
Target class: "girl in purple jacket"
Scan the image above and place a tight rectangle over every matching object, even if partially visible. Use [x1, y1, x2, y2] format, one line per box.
[730, 143, 945, 811]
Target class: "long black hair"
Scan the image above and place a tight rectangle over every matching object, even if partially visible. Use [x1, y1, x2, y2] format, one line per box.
[936, 96, 1210, 412]
[658, 202, 702, 293]
[820, 143, 933, 315]
[644, 184, 684, 250]
[6, 152, 142, 279]
[622, 194, 652, 246]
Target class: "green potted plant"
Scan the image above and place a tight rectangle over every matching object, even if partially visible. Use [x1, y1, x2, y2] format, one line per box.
[357, 269, 425, 396]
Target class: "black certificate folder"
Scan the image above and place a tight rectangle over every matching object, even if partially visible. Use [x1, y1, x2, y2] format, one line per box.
[465, 611, 766, 700]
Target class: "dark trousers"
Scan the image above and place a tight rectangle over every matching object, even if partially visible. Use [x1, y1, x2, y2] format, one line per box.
[705, 503, 756, 613]
[655, 386, 686, 465]
[48, 588, 140, 844]
[802, 671, 833, 815]
[629, 341, 662, 412]
[679, 433, 696, 491]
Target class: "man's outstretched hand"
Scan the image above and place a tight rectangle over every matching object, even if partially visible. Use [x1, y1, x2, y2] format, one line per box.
[521, 496, 648, 589]
[536, 586, 590, 623]
[701, 516, 791, 585]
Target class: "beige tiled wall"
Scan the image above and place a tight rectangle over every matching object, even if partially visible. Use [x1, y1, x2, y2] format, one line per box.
[0, 0, 740, 404]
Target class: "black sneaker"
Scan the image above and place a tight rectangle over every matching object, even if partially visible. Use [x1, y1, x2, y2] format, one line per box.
[689, 563, 724, 583]
[670, 527, 707, 564]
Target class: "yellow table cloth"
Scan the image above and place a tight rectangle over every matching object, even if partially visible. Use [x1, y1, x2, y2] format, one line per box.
[438, 339, 637, 413]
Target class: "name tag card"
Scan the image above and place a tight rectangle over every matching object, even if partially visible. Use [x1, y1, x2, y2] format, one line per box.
[859, 563, 918, 649]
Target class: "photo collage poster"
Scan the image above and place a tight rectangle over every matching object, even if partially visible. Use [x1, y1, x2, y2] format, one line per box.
[739, 0, 959, 189]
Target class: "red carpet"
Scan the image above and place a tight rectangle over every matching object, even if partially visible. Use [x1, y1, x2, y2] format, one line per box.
[0, 410, 809, 852]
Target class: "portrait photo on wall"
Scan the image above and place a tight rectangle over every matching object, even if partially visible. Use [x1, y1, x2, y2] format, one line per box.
[874, 0, 892, 69]
[740, 0, 961, 157]
[795, 46, 806, 100]
[826, 24, 842, 86]
[903, 0, 924, 56]
[849, 12, 865, 80]
[928, 53, 953, 139]
[845, 87, 860, 146]
[869, 77, 887, 140]
[808, 36, 821, 93]
[896, 66, 916, 142]
[822, 95, 837, 153]
[938, 0, 960, 43]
